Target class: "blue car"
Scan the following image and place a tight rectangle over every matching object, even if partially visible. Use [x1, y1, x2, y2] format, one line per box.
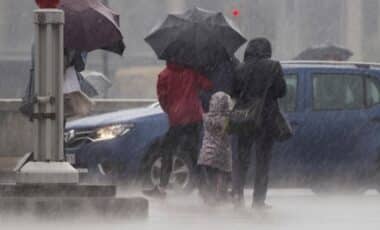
[65, 61, 380, 193]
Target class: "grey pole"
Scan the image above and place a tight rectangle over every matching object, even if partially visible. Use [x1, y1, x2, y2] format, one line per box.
[33, 9, 65, 162]
[5, 7, 149, 218]
[17, 9, 79, 184]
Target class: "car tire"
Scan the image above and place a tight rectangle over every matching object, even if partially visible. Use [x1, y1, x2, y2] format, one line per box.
[96, 161, 117, 176]
[142, 147, 196, 194]
[87, 157, 122, 183]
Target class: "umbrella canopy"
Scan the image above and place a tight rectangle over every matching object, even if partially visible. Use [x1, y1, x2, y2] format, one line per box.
[145, 7, 246, 68]
[81, 71, 112, 97]
[59, 0, 125, 55]
[294, 44, 353, 61]
[77, 72, 99, 97]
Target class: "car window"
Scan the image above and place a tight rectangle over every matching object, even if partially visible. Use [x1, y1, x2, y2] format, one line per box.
[366, 77, 380, 107]
[313, 74, 364, 110]
[279, 74, 297, 112]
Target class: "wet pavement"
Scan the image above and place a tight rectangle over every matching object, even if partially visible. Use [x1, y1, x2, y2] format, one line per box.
[1, 189, 379, 230]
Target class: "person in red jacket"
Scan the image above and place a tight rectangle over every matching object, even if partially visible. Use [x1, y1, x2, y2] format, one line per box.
[143, 62, 212, 198]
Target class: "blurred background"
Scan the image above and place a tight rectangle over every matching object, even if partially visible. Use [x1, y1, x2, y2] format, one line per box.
[0, 0, 379, 99]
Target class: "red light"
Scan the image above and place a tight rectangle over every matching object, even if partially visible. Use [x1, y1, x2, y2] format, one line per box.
[232, 8, 240, 17]
[35, 0, 60, 9]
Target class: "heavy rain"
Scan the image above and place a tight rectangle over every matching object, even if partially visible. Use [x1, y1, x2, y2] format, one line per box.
[0, 0, 380, 230]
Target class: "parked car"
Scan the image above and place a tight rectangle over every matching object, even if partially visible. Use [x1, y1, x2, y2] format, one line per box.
[65, 61, 380, 194]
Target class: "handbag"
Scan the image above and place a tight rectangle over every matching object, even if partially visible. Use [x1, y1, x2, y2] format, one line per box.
[63, 67, 94, 118]
[228, 97, 265, 133]
[19, 66, 35, 120]
[19, 46, 35, 120]
[273, 109, 293, 142]
[64, 91, 94, 118]
[228, 76, 270, 134]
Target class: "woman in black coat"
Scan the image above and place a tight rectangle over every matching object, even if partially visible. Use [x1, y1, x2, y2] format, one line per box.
[232, 38, 286, 209]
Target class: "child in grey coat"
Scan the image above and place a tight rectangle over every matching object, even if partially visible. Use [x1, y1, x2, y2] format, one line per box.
[198, 91, 232, 205]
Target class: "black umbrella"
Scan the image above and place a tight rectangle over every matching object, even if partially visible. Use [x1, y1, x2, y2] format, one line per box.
[294, 44, 353, 61]
[59, 0, 125, 55]
[145, 7, 246, 68]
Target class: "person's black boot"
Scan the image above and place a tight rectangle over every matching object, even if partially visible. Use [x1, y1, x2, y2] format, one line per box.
[142, 186, 167, 199]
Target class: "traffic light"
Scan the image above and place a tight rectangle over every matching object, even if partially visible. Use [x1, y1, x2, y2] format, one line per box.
[232, 8, 240, 17]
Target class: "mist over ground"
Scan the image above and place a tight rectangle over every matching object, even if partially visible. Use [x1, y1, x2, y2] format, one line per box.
[1, 189, 380, 230]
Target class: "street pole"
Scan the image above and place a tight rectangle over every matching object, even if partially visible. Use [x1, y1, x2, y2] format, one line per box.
[0, 5, 148, 218]
[33, 9, 65, 162]
[17, 8, 78, 184]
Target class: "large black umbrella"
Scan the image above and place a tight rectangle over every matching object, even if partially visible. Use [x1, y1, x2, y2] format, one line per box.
[294, 44, 353, 61]
[59, 0, 125, 55]
[145, 7, 246, 68]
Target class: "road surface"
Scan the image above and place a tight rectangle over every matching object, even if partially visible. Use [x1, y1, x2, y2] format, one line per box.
[1, 189, 379, 230]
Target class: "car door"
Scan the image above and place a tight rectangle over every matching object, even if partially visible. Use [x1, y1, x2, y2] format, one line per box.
[270, 70, 308, 184]
[353, 72, 380, 180]
[302, 69, 369, 180]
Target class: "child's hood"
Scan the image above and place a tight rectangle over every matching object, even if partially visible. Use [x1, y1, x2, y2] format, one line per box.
[209, 92, 231, 114]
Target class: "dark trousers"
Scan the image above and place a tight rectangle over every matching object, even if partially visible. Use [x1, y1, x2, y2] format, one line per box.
[232, 131, 274, 204]
[160, 123, 201, 188]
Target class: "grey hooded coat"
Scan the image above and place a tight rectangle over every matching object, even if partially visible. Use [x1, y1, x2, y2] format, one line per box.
[198, 92, 232, 172]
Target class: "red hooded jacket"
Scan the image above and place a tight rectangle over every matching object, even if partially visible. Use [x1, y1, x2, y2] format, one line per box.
[157, 63, 212, 127]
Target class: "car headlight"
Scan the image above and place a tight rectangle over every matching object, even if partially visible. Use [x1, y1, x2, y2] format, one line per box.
[94, 124, 133, 142]
[64, 129, 75, 143]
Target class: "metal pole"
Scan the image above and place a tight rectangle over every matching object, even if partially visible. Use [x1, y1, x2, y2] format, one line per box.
[17, 8, 79, 185]
[33, 9, 64, 161]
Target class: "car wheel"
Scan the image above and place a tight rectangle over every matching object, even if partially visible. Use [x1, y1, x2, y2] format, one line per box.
[97, 161, 116, 176]
[143, 148, 195, 194]
[88, 158, 121, 178]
